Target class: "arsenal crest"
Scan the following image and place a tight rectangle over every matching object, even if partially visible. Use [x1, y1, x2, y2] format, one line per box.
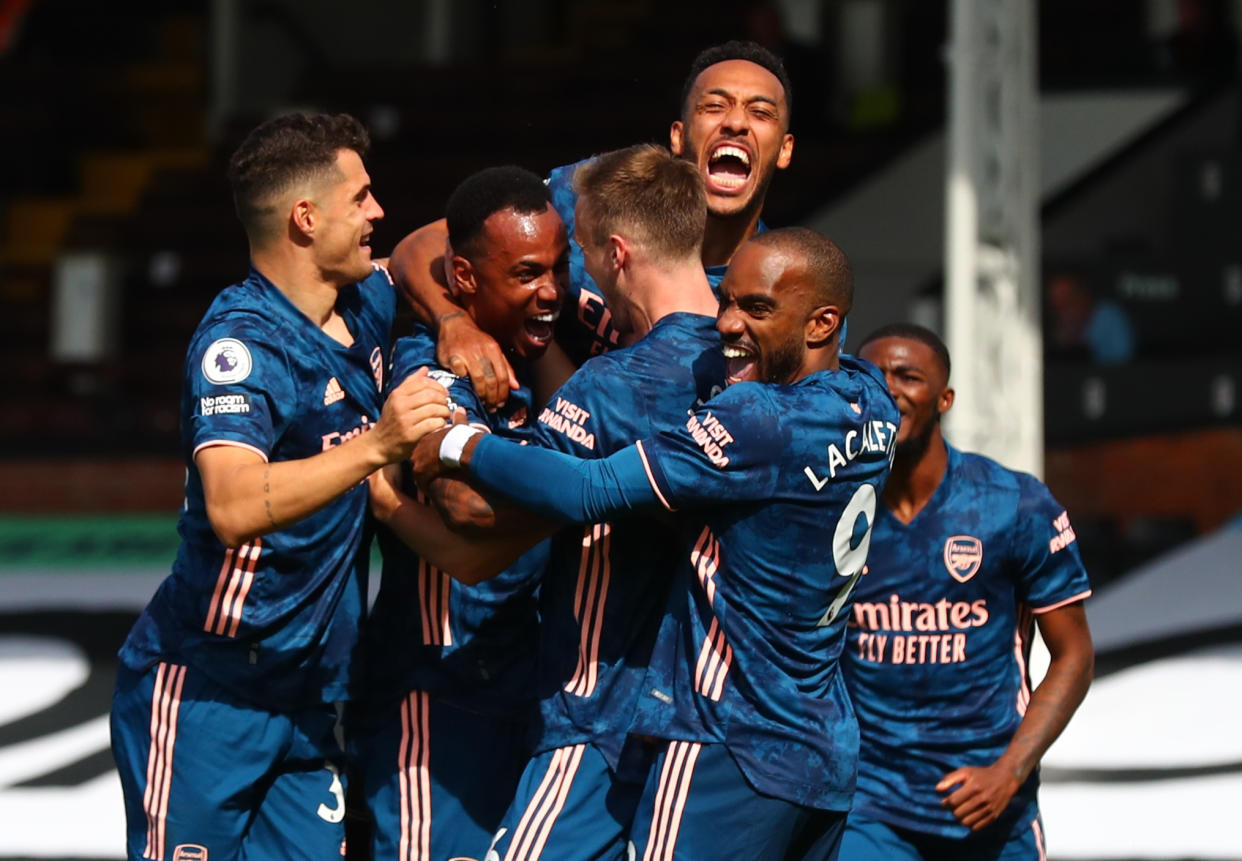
[943, 536, 983, 583]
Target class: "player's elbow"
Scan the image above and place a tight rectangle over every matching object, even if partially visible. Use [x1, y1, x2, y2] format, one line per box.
[205, 503, 263, 549]
[446, 563, 494, 586]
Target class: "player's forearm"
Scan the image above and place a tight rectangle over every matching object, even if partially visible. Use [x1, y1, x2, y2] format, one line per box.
[204, 433, 391, 547]
[387, 218, 457, 329]
[995, 629, 1093, 783]
[464, 434, 656, 522]
[377, 484, 535, 583]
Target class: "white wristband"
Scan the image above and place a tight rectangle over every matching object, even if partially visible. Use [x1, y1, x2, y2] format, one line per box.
[439, 424, 483, 468]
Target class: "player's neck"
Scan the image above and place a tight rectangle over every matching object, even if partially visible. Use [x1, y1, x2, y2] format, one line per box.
[883, 430, 948, 524]
[795, 336, 842, 380]
[627, 259, 719, 338]
[701, 205, 763, 268]
[251, 247, 346, 331]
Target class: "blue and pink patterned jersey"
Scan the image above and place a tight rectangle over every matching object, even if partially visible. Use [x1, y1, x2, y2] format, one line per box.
[361, 325, 547, 717]
[625, 356, 898, 811]
[530, 311, 724, 767]
[843, 446, 1092, 837]
[119, 264, 396, 709]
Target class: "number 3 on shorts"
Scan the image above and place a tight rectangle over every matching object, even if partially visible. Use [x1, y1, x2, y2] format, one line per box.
[317, 762, 345, 823]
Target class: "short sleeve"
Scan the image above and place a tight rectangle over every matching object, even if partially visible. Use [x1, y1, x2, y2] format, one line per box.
[638, 383, 787, 510]
[1012, 477, 1093, 612]
[185, 318, 286, 461]
[389, 329, 490, 429]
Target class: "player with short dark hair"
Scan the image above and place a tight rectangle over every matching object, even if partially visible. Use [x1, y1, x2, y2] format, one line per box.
[110, 112, 451, 861]
[353, 164, 567, 861]
[374, 143, 723, 860]
[416, 228, 897, 860]
[838, 324, 1094, 861]
[387, 39, 796, 407]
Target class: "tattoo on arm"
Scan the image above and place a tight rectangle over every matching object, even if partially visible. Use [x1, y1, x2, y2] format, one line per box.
[263, 466, 277, 529]
[436, 310, 466, 332]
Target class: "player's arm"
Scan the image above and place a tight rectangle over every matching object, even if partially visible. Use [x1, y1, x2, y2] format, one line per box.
[387, 219, 515, 409]
[199, 371, 451, 547]
[937, 601, 1093, 831]
[368, 464, 553, 583]
[413, 426, 659, 523]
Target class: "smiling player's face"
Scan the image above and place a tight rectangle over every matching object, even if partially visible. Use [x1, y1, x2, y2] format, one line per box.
[716, 242, 810, 386]
[859, 336, 953, 451]
[312, 148, 384, 285]
[463, 204, 568, 361]
[670, 59, 794, 220]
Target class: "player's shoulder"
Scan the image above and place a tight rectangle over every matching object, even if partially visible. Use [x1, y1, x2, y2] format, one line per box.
[951, 448, 1023, 489]
[950, 449, 1061, 516]
[545, 158, 592, 191]
[335, 263, 398, 329]
[618, 314, 720, 369]
[390, 324, 439, 371]
[838, 354, 899, 409]
[192, 283, 286, 354]
[783, 357, 898, 428]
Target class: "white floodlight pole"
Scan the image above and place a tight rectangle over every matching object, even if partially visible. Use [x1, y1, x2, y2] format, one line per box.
[943, 0, 1043, 477]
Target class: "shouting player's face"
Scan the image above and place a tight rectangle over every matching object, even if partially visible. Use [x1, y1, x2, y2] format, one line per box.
[460, 204, 567, 360]
[859, 336, 954, 452]
[716, 242, 809, 385]
[312, 148, 385, 285]
[671, 60, 794, 220]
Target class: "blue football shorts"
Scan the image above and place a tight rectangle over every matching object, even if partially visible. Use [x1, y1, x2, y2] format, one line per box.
[352, 689, 531, 861]
[627, 740, 846, 861]
[838, 809, 1048, 861]
[111, 661, 348, 861]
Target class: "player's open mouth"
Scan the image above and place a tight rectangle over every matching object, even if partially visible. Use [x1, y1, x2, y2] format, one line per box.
[706, 143, 752, 193]
[360, 233, 372, 253]
[525, 309, 560, 343]
[723, 342, 758, 385]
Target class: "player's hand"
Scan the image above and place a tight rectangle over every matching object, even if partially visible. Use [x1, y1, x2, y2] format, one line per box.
[427, 476, 497, 533]
[410, 424, 454, 489]
[436, 312, 518, 412]
[371, 368, 451, 463]
[409, 406, 467, 489]
[935, 762, 1021, 832]
[367, 463, 406, 523]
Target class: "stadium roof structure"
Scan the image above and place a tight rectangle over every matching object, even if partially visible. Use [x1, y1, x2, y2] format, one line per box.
[1088, 513, 1242, 657]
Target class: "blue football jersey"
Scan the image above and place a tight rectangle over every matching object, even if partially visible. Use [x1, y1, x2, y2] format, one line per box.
[545, 161, 755, 365]
[842, 446, 1092, 837]
[119, 264, 396, 709]
[362, 325, 547, 716]
[627, 356, 899, 811]
[530, 312, 725, 767]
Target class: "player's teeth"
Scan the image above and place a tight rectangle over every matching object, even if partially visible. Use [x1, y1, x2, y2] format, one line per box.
[712, 145, 750, 166]
[722, 346, 752, 358]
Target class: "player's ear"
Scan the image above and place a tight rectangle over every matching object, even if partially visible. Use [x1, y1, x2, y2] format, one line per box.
[669, 121, 685, 156]
[450, 255, 477, 296]
[290, 197, 315, 239]
[939, 386, 955, 415]
[805, 304, 841, 347]
[777, 133, 794, 170]
[608, 234, 629, 271]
